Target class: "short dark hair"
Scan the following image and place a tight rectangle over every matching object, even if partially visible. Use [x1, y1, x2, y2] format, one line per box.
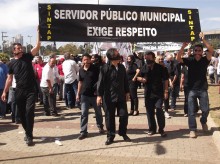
[82, 53, 91, 59]
[127, 55, 135, 63]
[145, 51, 156, 58]
[106, 48, 120, 60]
[194, 44, 203, 50]
[12, 43, 22, 50]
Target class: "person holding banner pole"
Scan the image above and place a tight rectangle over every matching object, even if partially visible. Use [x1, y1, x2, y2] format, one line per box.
[176, 32, 214, 138]
[1, 27, 41, 146]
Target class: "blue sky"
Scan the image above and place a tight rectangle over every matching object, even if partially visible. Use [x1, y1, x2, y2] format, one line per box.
[0, 0, 219, 47]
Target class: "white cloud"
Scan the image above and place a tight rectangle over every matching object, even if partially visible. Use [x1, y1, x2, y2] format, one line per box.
[203, 17, 220, 22]
[0, 0, 38, 31]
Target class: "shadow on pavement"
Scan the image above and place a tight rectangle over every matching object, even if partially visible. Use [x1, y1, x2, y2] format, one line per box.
[0, 143, 7, 146]
[33, 132, 104, 145]
[0, 123, 19, 133]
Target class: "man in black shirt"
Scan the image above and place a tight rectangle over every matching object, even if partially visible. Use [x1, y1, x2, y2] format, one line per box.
[76, 54, 104, 140]
[177, 32, 213, 138]
[138, 51, 169, 137]
[169, 61, 181, 111]
[97, 48, 131, 145]
[1, 27, 41, 146]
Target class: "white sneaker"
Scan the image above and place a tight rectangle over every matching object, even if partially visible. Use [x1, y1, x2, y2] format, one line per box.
[189, 131, 197, 138]
[164, 112, 171, 119]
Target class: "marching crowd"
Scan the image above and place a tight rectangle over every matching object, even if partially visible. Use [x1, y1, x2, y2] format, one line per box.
[1, 28, 220, 146]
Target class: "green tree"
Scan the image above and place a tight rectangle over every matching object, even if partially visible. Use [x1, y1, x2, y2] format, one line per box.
[58, 43, 79, 55]
[0, 53, 10, 62]
[209, 38, 220, 49]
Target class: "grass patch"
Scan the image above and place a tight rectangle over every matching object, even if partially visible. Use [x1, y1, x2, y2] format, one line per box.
[208, 84, 220, 128]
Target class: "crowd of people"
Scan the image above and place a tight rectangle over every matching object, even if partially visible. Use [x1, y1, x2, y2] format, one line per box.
[1, 30, 220, 146]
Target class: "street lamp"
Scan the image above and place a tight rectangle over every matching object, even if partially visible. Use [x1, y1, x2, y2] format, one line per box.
[1, 32, 8, 53]
[28, 35, 32, 51]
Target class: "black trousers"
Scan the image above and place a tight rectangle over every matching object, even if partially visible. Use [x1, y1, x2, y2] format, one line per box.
[129, 87, 139, 111]
[103, 100, 128, 139]
[163, 89, 170, 112]
[15, 88, 36, 138]
[145, 97, 165, 133]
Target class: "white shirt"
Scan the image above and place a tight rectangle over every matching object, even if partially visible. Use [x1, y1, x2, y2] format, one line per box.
[62, 59, 79, 84]
[207, 65, 215, 75]
[217, 57, 220, 75]
[40, 63, 54, 87]
[12, 75, 16, 88]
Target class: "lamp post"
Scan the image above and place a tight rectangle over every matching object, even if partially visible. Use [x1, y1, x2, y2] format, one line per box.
[1, 32, 8, 53]
[28, 35, 32, 51]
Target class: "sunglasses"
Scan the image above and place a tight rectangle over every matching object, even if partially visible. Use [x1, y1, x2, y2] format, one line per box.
[194, 49, 202, 52]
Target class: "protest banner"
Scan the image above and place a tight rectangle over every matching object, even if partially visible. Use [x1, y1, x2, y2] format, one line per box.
[39, 3, 201, 42]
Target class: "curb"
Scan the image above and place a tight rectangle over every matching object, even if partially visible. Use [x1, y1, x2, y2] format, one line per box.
[208, 114, 220, 152]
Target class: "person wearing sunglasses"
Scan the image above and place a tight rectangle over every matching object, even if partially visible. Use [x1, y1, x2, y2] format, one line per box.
[177, 32, 214, 138]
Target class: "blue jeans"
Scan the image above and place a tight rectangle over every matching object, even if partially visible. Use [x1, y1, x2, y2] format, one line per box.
[0, 89, 6, 117]
[65, 80, 78, 107]
[8, 87, 20, 121]
[188, 90, 209, 131]
[80, 95, 103, 134]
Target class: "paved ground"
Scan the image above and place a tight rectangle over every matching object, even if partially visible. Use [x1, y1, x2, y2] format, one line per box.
[0, 89, 220, 164]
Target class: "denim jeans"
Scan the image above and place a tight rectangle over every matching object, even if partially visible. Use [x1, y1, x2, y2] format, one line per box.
[0, 89, 6, 117]
[8, 87, 20, 121]
[65, 80, 78, 108]
[170, 85, 180, 109]
[188, 90, 209, 131]
[80, 95, 103, 134]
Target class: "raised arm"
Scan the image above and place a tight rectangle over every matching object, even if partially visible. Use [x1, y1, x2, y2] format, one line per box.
[31, 26, 41, 56]
[199, 32, 214, 61]
[177, 42, 189, 63]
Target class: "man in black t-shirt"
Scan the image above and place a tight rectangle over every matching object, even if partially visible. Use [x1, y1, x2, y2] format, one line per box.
[138, 51, 169, 137]
[76, 54, 104, 140]
[177, 32, 213, 138]
[1, 27, 41, 146]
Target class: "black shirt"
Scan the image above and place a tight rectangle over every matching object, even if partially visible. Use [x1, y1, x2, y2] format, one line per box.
[181, 66, 188, 87]
[183, 56, 210, 90]
[141, 63, 168, 98]
[8, 53, 35, 90]
[78, 64, 99, 97]
[97, 63, 129, 102]
[169, 62, 181, 86]
[126, 63, 139, 88]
